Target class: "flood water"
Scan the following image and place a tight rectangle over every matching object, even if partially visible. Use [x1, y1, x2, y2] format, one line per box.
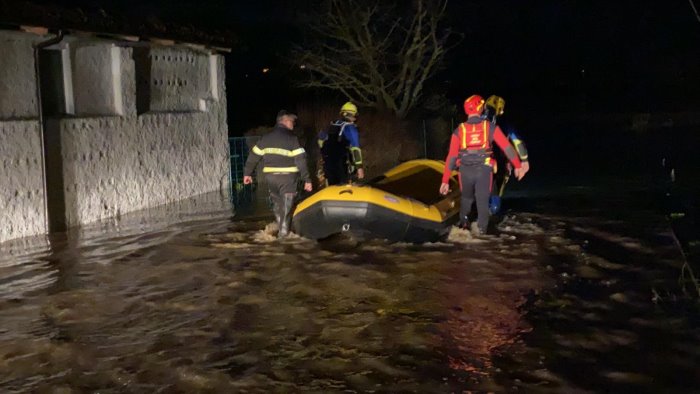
[1, 180, 699, 393]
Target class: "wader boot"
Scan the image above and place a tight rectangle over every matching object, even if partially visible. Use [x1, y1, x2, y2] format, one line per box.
[270, 194, 283, 233]
[278, 193, 296, 238]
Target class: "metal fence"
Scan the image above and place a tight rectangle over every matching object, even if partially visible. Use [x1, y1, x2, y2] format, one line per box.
[229, 136, 261, 204]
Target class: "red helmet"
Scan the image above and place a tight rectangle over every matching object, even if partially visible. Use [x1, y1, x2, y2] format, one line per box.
[463, 95, 485, 115]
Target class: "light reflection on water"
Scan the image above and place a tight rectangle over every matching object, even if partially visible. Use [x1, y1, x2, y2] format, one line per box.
[0, 190, 698, 393]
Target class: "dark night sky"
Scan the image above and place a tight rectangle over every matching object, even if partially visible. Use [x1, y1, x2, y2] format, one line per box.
[223, 0, 700, 130]
[450, 1, 700, 114]
[12, 0, 700, 131]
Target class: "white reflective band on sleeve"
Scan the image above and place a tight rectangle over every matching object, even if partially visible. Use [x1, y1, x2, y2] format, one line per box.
[256, 147, 306, 157]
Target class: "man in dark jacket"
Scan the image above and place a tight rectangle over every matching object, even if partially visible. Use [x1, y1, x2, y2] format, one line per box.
[243, 110, 313, 238]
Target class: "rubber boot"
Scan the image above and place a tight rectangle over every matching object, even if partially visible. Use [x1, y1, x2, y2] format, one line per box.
[470, 222, 488, 237]
[270, 194, 283, 233]
[278, 193, 296, 238]
[458, 217, 470, 230]
[457, 206, 470, 229]
[458, 193, 472, 230]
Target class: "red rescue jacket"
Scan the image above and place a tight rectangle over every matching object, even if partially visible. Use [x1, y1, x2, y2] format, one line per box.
[441, 116, 522, 184]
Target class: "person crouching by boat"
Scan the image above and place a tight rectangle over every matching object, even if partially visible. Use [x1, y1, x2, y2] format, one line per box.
[243, 110, 313, 238]
[317, 102, 365, 186]
[438, 94, 525, 235]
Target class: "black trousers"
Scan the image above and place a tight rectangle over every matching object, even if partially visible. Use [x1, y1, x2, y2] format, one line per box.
[459, 164, 493, 232]
[266, 174, 298, 212]
[266, 174, 298, 197]
[324, 159, 350, 186]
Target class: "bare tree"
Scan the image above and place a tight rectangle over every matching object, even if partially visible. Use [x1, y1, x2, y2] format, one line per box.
[690, 0, 700, 23]
[294, 0, 455, 119]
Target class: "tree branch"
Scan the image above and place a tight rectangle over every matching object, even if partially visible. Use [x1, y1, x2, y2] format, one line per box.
[690, 0, 700, 23]
[293, 0, 453, 118]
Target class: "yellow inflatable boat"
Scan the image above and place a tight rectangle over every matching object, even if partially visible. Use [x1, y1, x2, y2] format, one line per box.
[292, 159, 461, 243]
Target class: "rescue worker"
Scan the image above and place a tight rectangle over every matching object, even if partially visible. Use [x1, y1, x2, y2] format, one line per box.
[439, 94, 525, 235]
[317, 102, 364, 185]
[243, 110, 313, 238]
[482, 95, 530, 214]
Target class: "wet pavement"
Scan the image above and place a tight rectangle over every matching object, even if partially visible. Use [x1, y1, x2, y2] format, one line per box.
[1, 181, 699, 393]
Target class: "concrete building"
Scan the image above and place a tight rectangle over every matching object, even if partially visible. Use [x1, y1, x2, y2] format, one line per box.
[0, 27, 231, 244]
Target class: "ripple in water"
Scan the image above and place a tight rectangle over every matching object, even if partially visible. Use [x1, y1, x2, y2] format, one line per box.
[1, 192, 698, 392]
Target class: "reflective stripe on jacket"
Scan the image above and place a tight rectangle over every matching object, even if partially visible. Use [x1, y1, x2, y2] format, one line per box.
[244, 125, 310, 181]
[441, 116, 522, 184]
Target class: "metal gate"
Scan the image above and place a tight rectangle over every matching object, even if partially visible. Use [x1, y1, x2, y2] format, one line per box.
[229, 136, 260, 204]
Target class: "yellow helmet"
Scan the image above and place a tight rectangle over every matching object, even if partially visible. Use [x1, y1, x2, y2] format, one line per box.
[485, 95, 505, 116]
[340, 102, 358, 116]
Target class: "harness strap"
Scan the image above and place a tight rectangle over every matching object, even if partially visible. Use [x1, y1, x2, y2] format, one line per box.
[459, 120, 491, 150]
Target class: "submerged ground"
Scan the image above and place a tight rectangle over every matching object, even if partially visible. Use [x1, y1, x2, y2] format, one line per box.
[1, 176, 699, 393]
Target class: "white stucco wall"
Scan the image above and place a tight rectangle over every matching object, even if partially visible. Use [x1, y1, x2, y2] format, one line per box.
[0, 121, 47, 242]
[147, 47, 213, 112]
[0, 30, 230, 243]
[0, 31, 41, 119]
[54, 46, 229, 228]
[72, 44, 124, 116]
[0, 32, 48, 243]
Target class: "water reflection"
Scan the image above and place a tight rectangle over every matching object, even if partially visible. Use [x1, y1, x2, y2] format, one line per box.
[0, 236, 54, 300]
[0, 190, 698, 392]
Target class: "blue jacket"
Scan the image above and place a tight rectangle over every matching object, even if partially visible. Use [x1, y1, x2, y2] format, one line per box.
[318, 120, 363, 167]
